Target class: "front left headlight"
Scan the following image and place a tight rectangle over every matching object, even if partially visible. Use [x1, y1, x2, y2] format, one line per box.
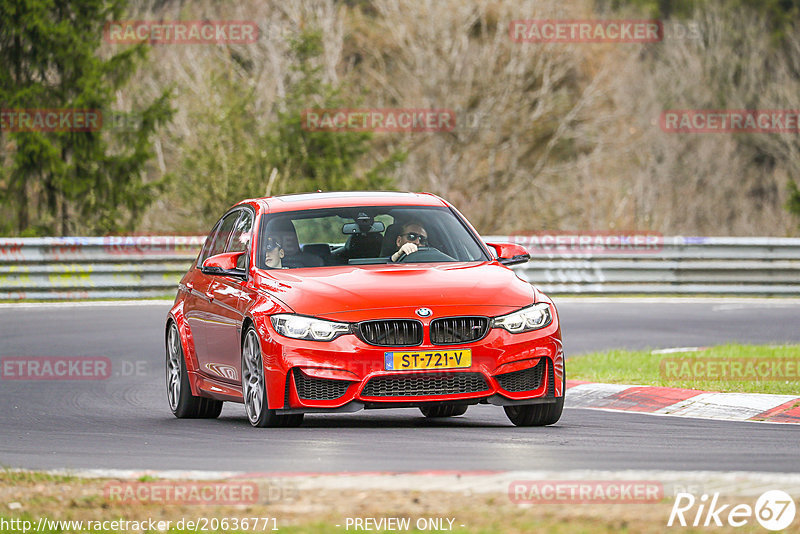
[492, 303, 552, 333]
[270, 314, 351, 341]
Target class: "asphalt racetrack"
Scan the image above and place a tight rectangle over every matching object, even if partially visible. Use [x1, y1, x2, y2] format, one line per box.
[1, 298, 798, 474]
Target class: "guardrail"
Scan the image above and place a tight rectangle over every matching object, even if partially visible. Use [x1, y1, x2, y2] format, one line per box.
[0, 235, 798, 300]
[0, 236, 204, 300]
[488, 235, 800, 295]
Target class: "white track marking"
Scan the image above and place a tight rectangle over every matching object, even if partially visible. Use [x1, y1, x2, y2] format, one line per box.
[0, 300, 172, 309]
[565, 383, 638, 407]
[651, 347, 708, 354]
[656, 392, 799, 420]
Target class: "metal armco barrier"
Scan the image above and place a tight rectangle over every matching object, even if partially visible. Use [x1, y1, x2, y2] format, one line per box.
[0, 236, 799, 300]
[0, 236, 204, 300]
[486, 235, 800, 295]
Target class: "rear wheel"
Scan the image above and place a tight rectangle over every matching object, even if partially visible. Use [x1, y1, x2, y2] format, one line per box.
[166, 322, 223, 419]
[241, 327, 304, 428]
[420, 405, 468, 418]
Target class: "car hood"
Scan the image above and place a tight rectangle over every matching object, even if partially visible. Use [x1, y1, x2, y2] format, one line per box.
[254, 262, 535, 321]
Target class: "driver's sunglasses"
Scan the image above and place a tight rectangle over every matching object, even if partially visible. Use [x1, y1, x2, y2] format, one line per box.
[264, 237, 283, 251]
[402, 232, 428, 245]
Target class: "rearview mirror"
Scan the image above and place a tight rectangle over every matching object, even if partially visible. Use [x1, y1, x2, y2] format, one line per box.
[486, 242, 530, 266]
[342, 221, 385, 234]
[201, 252, 247, 278]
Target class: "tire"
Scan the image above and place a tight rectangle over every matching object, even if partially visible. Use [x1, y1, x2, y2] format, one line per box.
[166, 322, 223, 419]
[420, 405, 468, 418]
[241, 327, 304, 428]
[504, 367, 565, 427]
[504, 397, 563, 426]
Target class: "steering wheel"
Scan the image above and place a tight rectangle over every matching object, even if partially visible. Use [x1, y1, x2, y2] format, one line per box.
[394, 247, 455, 263]
[393, 246, 430, 263]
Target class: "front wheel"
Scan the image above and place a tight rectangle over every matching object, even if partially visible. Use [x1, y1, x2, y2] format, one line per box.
[505, 365, 565, 426]
[241, 327, 304, 428]
[504, 396, 563, 426]
[166, 322, 223, 419]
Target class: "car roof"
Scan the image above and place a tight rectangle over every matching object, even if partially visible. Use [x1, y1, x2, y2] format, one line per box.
[238, 191, 449, 214]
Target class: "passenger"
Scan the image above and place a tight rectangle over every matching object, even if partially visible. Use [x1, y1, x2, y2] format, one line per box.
[264, 237, 285, 269]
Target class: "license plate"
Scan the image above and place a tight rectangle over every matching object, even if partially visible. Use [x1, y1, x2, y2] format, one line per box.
[384, 349, 472, 371]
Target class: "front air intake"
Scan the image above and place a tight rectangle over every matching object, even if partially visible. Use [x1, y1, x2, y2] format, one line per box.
[361, 372, 489, 397]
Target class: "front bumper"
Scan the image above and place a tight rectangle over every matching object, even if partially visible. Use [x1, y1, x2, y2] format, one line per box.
[255, 317, 564, 413]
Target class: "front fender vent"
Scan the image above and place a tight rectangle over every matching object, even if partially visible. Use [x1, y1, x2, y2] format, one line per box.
[293, 369, 351, 401]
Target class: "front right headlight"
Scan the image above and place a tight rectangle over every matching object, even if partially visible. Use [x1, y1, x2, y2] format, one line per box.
[492, 303, 552, 333]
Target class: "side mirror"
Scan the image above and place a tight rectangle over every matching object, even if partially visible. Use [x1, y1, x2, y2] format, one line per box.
[201, 252, 247, 278]
[486, 242, 530, 266]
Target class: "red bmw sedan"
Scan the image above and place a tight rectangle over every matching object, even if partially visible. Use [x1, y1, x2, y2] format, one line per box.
[166, 192, 564, 427]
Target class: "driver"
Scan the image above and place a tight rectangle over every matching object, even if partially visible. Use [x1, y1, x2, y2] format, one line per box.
[391, 222, 428, 262]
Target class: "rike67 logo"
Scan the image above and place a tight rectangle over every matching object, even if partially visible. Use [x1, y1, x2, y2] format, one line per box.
[668, 490, 796, 531]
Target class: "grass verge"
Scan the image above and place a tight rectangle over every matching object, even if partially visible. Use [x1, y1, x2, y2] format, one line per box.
[568, 344, 800, 394]
[0, 472, 783, 534]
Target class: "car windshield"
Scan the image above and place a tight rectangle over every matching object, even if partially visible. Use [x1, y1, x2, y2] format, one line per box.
[256, 206, 489, 269]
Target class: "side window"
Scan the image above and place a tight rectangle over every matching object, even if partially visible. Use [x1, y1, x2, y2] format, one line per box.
[227, 210, 253, 270]
[207, 211, 241, 259]
[198, 221, 221, 266]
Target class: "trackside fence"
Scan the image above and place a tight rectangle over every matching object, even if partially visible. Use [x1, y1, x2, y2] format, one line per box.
[0, 236, 799, 300]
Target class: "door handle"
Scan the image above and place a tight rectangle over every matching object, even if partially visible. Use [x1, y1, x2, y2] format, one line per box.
[186, 281, 194, 290]
[205, 291, 215, 301]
